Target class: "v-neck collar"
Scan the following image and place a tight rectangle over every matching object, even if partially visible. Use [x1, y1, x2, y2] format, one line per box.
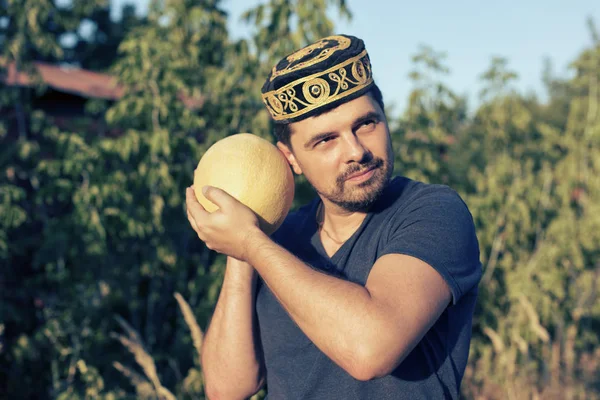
[309, 200, 374, 263]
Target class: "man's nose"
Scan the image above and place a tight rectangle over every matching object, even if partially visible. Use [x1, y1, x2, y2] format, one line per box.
[341, 133, 370, 163]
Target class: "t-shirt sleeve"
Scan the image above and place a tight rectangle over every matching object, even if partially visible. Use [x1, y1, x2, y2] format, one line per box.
[380, 186, 482, 304]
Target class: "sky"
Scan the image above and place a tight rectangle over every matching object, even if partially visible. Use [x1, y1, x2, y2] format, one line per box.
[111, 0, 599, 112]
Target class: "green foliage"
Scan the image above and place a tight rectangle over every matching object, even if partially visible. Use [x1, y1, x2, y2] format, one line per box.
[1, 1, 350, 398]
[391, 45, 467, 185]
[460, 27, 600, 399]
[1, 2, 599, 399]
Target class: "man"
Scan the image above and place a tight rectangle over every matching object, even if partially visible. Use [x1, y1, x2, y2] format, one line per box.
[186, 34, 482, 399]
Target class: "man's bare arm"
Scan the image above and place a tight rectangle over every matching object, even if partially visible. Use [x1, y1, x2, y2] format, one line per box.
[185, 186, 451, 382]
[201, 257, 265, 399]
[245, 234, 451, 381]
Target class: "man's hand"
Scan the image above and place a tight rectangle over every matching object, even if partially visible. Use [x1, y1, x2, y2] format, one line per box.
[185, 186, 261, 261]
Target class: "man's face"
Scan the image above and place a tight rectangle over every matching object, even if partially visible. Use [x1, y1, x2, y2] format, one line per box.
[277, 94, 394, 212]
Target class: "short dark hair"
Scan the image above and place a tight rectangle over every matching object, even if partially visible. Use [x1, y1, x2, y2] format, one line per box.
[272, 83, 385, 149]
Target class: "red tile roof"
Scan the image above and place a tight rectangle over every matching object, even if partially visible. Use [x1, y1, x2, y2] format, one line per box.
[2, 59, 124, 100]
[1, 58, 204, 109]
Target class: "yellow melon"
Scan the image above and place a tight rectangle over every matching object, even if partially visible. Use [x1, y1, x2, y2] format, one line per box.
[193, 133, 295, 235]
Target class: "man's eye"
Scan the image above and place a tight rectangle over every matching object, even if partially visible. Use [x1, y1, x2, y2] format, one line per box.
[316, 137, 333, 146]
[357, 120, 377, 131]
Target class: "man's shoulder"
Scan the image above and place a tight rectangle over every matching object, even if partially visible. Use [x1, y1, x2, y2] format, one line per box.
[375, 177, 482, 302]
[375, 176, 467, 216]
[270, 197, 318, 243]
[283, 198, 318, 228]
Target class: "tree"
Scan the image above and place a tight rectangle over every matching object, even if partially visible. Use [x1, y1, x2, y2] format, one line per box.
[1, 1, 354, 398]
[390, 45, 467, 186]
[0, 0, 107, 136]
[70, 4, 147, 71]
[461, 25, 600, 399]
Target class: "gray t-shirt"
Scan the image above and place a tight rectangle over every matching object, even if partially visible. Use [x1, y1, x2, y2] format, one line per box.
[256, 176, 482, 399]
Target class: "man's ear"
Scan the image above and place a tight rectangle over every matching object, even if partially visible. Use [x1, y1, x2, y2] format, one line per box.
[276, 142, 303, 175]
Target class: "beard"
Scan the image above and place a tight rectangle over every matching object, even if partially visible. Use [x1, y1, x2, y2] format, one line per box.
[314, 151, 394, 212]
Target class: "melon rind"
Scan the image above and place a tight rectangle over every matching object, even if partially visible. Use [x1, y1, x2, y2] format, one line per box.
[193, 133, 295, 235]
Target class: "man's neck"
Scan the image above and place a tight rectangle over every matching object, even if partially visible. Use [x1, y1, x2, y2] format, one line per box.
[317, 200, 369, 245]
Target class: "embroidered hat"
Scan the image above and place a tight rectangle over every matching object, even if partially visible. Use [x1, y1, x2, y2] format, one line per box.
[261, 34, 374, 123]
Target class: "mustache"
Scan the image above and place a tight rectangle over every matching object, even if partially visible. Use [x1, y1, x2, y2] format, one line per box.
[337, 157, 384, 184]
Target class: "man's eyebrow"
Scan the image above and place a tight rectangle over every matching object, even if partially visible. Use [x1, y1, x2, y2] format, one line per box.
[304, 131, 336, 149]
[303, 110, 382, 149]
[352, 111, 381, 129]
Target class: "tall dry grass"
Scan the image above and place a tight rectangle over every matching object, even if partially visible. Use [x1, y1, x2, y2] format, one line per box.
[113, 292, 265, 399]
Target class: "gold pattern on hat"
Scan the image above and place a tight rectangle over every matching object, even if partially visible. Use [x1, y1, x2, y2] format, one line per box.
[262, 50, 373, 121]
[269, 35, 351, 82]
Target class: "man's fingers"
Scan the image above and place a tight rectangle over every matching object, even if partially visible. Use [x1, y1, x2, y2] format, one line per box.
[202, 186, 236, 210]
[187, 208, 200, 233]
[186, 187, 209, 219]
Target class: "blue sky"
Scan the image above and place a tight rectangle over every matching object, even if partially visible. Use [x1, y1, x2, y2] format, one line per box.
[111, 0, 599, 112]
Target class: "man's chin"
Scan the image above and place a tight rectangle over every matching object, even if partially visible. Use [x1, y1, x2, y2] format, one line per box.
[346, 169, 392, 210]
[313, 164, 392, 212]
[334, 179, 388, 212]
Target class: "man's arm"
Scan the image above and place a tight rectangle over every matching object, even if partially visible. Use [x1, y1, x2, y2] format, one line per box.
[186, 186, 451, 382]
[245, 233, 451, 381]
[200, 256, 265, 399]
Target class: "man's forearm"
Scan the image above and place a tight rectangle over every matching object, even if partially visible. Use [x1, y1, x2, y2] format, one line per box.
[245, 231, 391, 379]
[201, 257, 264, 398]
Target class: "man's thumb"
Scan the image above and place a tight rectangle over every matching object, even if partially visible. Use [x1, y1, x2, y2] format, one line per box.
[202, 186, 234, 209]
